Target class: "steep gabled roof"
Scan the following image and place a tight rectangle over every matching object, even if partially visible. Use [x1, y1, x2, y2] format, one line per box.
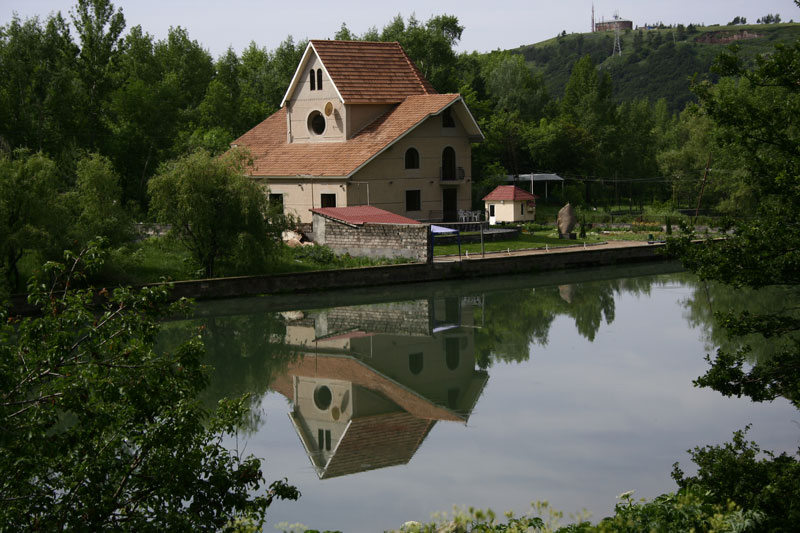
[234, 94, 475, 178]
[282, 40, 437, 106]
[482, 185, 540, 202]
[311, 206, 422, 225]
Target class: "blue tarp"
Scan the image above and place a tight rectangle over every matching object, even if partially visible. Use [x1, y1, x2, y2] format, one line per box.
[430, 225, 458, 234]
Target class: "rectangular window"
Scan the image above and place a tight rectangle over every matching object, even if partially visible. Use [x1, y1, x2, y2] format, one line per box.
[521, 203, 524, 215]
[406, 190, 421, 211]
[321, 193, 336, 208]
[269, 193, 283, 209]
[489, 204, 495, 216]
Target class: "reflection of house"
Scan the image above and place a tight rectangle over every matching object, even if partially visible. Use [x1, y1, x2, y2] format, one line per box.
[232, 40, 483, 223]
[483, 185, 539, 224]
[271, 298, 487, 479]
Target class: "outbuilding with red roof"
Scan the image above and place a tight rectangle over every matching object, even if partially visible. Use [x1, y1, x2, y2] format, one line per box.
[482, 185, 539, 224]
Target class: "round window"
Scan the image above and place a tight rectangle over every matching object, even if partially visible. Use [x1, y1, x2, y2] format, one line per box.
[313, 385, 332, 410]
[308, 111, 326, 136]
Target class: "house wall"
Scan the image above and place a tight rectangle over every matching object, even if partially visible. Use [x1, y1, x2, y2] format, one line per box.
[347, 111, 473, 221]
[259, 178, 347, 223]
[485, 200, 536, 223]
[312, 214, 430, 263]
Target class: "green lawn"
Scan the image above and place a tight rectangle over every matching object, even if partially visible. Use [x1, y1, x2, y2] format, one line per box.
[431, 227, 680, 256]
[433, 231, 607, 256]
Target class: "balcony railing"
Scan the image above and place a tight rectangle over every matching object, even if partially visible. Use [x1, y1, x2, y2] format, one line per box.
[439, 166, 466, 181]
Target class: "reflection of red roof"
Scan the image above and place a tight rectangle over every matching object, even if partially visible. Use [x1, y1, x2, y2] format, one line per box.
[311, 206, 422, 225]
[321, 412, 435, 479]
[482, 185, 539, 202]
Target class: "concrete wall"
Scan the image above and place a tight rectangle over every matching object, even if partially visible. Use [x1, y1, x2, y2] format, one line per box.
[9, 244, 675, 316]
[313, 213, 430, 263]
[150, 243, 669, 304]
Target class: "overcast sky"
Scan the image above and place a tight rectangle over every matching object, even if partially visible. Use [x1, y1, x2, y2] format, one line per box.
[3, 0, 798, 59]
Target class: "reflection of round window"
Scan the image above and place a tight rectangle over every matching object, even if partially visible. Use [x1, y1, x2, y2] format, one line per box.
[308, 111, 326, 135]
[314, 385, 332, 410]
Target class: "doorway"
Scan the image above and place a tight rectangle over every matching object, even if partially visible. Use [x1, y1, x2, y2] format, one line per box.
[442, 188, 457, 222]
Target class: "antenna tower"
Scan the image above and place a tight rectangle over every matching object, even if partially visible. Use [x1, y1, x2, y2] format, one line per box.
[612, 10, 622, 56]
[591, 3, 595, 32]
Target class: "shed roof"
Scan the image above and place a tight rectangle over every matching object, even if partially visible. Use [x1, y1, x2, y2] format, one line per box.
[311, 205, 422, 225]
[482, 185, 540, 202]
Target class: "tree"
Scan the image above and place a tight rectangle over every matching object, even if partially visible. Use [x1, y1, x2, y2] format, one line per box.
[379, 14, 464, 92]
[0, 149, 66, 291]
[666, 9, 800, 408]
[70, 152, 130, 245]
[71, 0, 126, 150]
[148, 149, 287, 278]
[0, 243, 299, 530]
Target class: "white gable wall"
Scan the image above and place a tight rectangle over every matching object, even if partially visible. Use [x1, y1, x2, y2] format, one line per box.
[286, 54, 345, 143]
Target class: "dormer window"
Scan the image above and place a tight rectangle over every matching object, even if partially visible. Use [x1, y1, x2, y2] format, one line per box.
[309, 69, 316, 91]
[442, 108, 455, 128]
[404, 148, 419, 169]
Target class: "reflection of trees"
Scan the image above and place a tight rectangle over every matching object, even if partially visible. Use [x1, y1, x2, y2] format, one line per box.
[158, 313, 298, 432]
[475, 273, 689, 366]
[680, 279, 800, 364]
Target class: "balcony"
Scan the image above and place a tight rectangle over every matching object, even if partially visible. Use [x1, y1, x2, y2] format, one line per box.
[439, 166, 466, 182]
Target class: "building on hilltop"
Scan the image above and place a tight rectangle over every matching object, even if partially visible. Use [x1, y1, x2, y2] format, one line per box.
[232, 40, 484, 224]
[595, 17, 633, 32]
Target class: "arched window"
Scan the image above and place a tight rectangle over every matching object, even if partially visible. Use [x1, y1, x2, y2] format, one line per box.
[441, 147, 456, 180]
[405, 148, 419, 169]
[317, 69, 323, 90]
[309, 69, 316, 91]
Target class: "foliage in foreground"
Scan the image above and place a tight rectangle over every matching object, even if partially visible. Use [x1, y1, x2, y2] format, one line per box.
[391, 488, 762, 533]
[0, 243, 299, 530]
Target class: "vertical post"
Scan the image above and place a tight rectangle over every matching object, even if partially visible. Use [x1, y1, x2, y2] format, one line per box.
[480, 221, 485, 258]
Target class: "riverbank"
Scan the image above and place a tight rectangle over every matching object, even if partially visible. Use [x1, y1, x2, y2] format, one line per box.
[9, 240, 671, 315]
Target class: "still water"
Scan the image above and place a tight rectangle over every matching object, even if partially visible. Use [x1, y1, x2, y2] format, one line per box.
[161, 262, 799, 532]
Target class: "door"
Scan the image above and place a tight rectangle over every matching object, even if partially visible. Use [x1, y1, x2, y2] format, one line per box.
[442, 188, 457, 222]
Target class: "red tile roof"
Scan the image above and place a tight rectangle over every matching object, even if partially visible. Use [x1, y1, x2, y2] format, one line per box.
[310, 40, 436, 103]
[318, 412, 435, 479]
[482, 185, 540, 202]
[233, 94, 460, 177]
[311, 205, 422, 225]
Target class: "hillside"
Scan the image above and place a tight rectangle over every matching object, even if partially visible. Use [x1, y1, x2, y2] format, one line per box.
[514, 23, 800, 112]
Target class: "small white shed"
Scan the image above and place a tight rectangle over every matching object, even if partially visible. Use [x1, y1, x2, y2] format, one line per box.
[482, 185, 539, 224]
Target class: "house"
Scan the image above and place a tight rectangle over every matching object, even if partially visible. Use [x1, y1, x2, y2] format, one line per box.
[232, 40, 484, 225]
[482, 185, 539, 224]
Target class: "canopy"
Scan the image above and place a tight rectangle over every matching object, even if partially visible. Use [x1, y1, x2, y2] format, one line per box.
[430, 225, 461, 260]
